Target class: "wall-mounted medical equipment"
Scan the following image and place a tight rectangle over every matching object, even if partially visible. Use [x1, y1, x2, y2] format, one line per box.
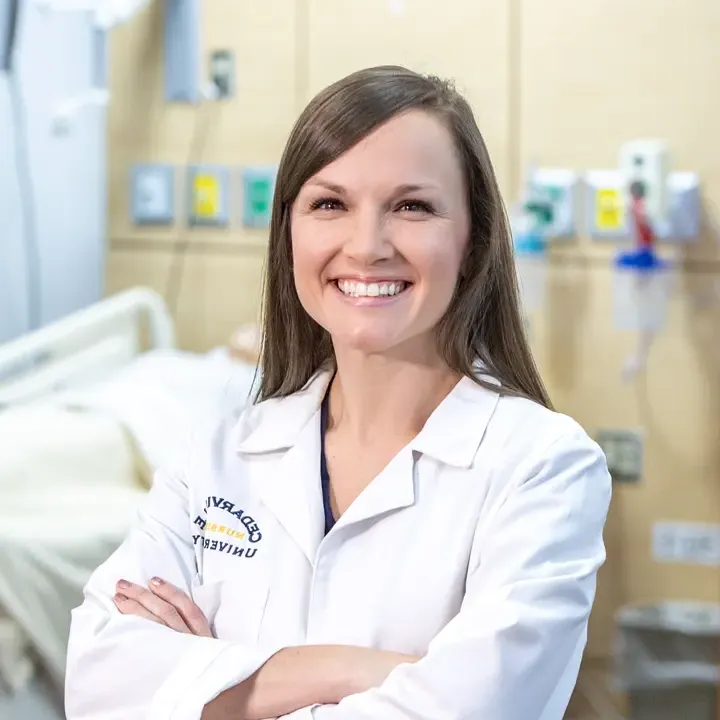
[163, 0, 202, 102]
[585, 140, 701, 243]
[130, 164, 278, 230]
[187, 165, 230, 227]
[591, 140, 696, 379]
[512, 167, 579, 315]
[131, 164, 176, 225]
[242, 167, 276, 228]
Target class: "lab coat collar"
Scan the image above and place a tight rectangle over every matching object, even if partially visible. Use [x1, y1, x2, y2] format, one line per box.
[234, 366, 333, 454]
[410, 369, 501, 468]
[234, 361, 500, 469]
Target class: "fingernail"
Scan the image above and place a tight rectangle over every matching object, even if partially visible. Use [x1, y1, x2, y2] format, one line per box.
[114, 593, 127, 603]
[150, 577, 164, 586]
[116, 579, 130, 590]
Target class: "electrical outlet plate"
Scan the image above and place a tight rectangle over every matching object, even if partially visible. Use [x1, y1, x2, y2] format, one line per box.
[652, 521, 720, 566]
[595, 428, 644, 483]
[532, 168, 579, 239]
[210, 49, 235, 99]
[241, 166, 276, 228]
[130, 164, 175, 225]
[585, 170, 701, 243]
[187, 165, 230, 227]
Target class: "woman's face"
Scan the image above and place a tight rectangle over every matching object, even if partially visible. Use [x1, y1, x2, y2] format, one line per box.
[291, 110, 470, 358]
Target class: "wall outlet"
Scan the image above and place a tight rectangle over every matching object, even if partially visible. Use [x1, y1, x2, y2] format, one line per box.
[653, 522, 720, 566]
[130, 164, 175, 225]
[595, 428, 644, 483]
[210, 49, 234, 99]
[187, 165, 230, 227]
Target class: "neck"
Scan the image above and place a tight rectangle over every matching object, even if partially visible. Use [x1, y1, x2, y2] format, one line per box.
[328, 341, 460, 443]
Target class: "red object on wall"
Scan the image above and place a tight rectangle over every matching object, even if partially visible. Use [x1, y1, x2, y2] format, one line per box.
[630, 196, 655, 249]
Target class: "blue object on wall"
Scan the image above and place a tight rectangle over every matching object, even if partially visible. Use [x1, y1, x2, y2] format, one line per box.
[242, 167, 277, 228]
[164, 0, 201, 103]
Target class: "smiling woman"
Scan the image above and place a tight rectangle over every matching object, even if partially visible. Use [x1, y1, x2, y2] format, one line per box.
[65, 66, 611, 720]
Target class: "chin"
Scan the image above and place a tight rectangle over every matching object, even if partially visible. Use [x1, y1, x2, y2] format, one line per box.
[332, 328, 400, 356]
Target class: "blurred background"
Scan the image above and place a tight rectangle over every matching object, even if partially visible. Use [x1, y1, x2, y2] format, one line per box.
[1, 0, 719, 718]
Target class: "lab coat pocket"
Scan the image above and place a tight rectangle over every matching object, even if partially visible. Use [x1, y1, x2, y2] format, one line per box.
[191, 576, 270, 644]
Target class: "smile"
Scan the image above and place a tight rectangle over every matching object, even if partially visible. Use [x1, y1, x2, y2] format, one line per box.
[335, 279, 410, 298]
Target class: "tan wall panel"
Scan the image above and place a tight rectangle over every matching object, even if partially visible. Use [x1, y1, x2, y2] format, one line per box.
[306, 0, 514, 196]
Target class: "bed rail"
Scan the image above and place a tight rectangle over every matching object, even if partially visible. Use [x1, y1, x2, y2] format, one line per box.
[0, 287, 175, 406]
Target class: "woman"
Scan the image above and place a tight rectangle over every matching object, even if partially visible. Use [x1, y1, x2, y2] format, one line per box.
[65, 66, 611, 720]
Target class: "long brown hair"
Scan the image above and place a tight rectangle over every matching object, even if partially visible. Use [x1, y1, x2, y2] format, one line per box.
[256, 65, 551, 409]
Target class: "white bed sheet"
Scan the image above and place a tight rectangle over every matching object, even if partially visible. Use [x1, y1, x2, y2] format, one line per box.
[58, 347, 259, 472]
[0, 403, 146, 693]
[0, 348, 258, 696]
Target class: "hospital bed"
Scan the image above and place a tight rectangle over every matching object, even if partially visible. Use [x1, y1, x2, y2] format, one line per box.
[0, 288, 259, 714]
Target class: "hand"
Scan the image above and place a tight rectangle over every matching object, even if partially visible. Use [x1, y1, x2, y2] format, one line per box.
[113, 577, 213, 637]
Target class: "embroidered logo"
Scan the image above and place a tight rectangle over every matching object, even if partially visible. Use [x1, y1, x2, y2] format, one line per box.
[192, 495, 263, 559]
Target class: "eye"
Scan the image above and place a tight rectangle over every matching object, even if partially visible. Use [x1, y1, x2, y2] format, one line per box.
[396, 199, 435, 214]
[309, 197, 345, 212]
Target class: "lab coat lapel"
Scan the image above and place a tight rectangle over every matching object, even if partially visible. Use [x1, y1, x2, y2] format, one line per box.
[234, 369, 332, 565]
[336, 446, 416, 529]
[247, 419, 325, 565]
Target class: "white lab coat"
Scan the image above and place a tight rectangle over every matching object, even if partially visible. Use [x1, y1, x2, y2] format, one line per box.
[65, 367, 611, 720]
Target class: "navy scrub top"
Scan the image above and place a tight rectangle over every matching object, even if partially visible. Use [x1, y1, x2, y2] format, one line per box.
[320, 393, 336, 534]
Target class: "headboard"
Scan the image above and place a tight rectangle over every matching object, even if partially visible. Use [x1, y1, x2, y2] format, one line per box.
[0, 287, 176, 406]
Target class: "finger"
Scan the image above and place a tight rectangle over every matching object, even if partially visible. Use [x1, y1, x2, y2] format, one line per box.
[148, 577, 213, 638]
[113, 593, 163, 625]
[115, 579, 192, 634]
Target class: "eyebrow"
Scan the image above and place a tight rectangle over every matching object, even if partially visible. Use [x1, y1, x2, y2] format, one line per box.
[306, 180, 440, 195]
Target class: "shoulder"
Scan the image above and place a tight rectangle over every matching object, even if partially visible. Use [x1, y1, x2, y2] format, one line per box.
[492, 392, 593, 452]
[479, 392, 611, 509]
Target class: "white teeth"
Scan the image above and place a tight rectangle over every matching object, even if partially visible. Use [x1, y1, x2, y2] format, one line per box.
[337, 280, 407, 297]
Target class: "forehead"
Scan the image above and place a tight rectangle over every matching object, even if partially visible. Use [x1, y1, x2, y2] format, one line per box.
[312, 110, 463, 190]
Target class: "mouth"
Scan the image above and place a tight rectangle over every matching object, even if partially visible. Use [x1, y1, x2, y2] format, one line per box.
[333, 279, 412, 299]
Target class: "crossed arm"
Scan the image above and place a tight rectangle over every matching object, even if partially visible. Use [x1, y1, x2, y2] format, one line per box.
[66, 430, 610, 720]
[112, 576, 418, 720]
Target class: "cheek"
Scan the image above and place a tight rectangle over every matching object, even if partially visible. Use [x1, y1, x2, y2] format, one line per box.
[414, 234, 466, 302]
[291, 220, 331, 309]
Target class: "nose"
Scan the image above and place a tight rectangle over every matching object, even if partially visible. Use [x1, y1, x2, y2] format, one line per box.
[343, 207, 395, 264]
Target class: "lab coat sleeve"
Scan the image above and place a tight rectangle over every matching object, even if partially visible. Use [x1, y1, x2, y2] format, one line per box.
[65, 468, 281, 720]
[283, 428, 611, 720]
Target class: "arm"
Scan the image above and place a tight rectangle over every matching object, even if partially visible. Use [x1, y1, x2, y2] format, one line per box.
[66, 468, 414, 720]
[280, 429, 611, 720]
[65, 467, 281, 719]
[204, 646, 420, 720]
